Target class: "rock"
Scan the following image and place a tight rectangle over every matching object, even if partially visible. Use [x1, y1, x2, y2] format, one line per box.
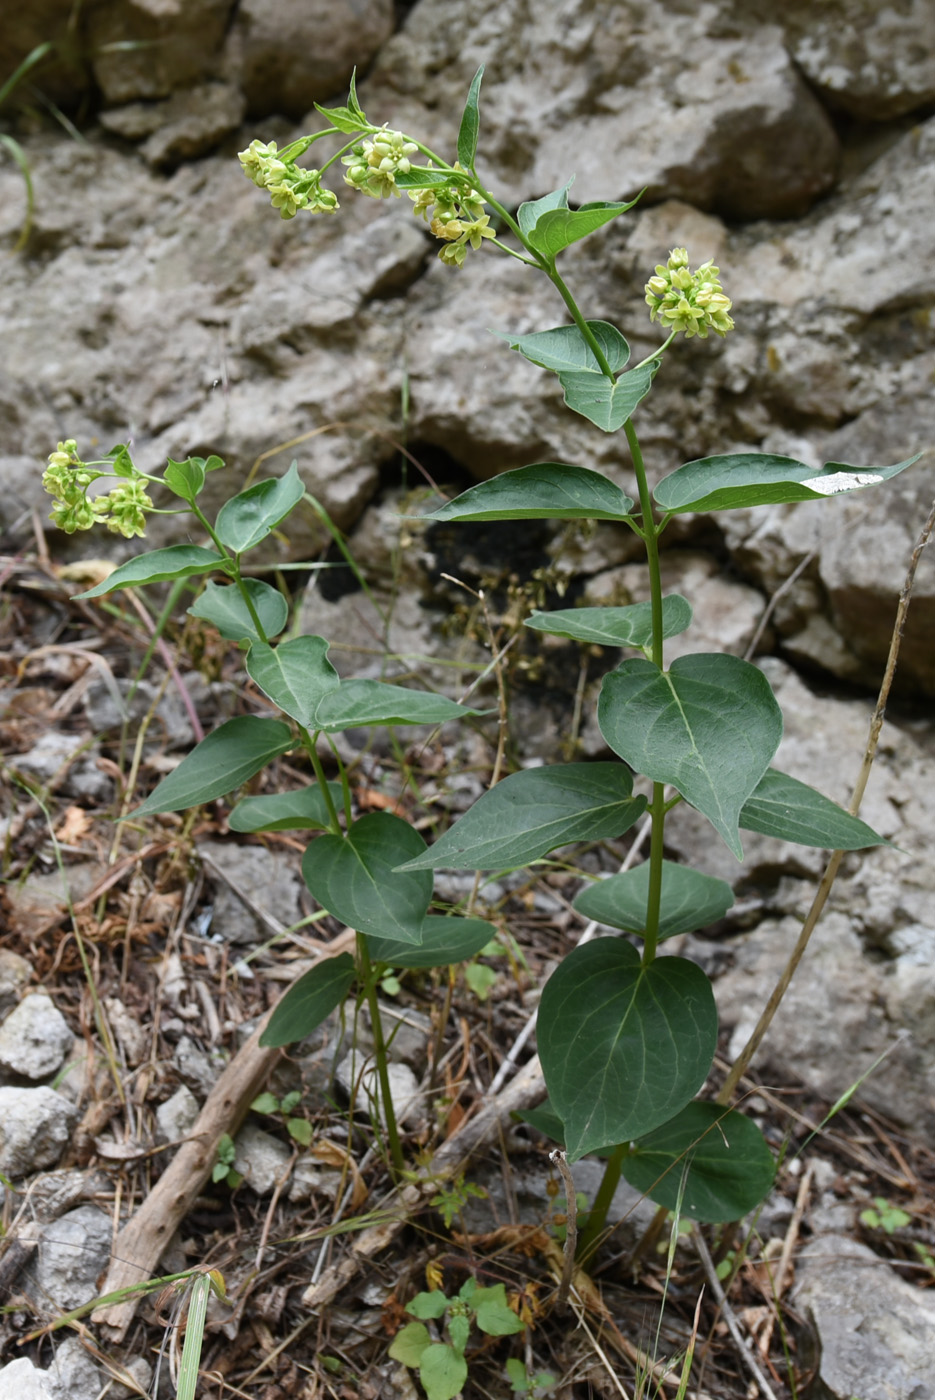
[0, 1358, 55, 1400]
[43, 1336, 105, 1400]
[0, 994, 73, 1080]
[85, 0, 233, 104]
[27, 1205, 112, 1310]
[368, 2, 839, 217]
[233, 1122, 292, 1193]
[335, 1052, 422, 1129]
[773, 0, 935, 120]
[794, 1234, 935, 1399]
[99, 83, 247, 171]
[0, 1087, 78, 1177]
[196, 840, 305, 943]
[175, 1034, 225, 1096]
[229, 0, 394, 119]
[82, 674, 200, 750]
[155, 1084, 200, 1143]
[0, 6, 90, 113]
[8, 731, 110, 802]
[0, 950, 32, 1019]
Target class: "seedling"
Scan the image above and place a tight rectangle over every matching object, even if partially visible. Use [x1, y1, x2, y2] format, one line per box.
[251, 1089, 314, 1146]
[388, 1277, 525, 1400]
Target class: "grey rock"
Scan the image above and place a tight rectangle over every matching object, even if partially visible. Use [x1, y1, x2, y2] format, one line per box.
[26, 1205, 112, 1311]
[8, 731, 110, 802]
[197, 840, 305, 943]
[175, 1034, 224, 1096]
[86, 0, 233, 104]
[794, 1234, 935, 1400]
[0, 1358, 56, 1400]
[335, 1052, 422, 1129]
[155, 1084, 200, 1143]
[83, 675, 198, 750]
[44, 1335, 105, 1400]
[0, 950, 33, 1019]
[0, 994, 73, 1080]
[100, 83, 247, 170]
[0, 1087, 78, 1177]
[230, 0, 394, 119]
[233, 1121, 292, 1193]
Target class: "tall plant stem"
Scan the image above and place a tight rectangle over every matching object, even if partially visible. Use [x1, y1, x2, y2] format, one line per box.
[577, 1141, 628, 1263]
[357, 934, 405, 1176]
[624, 417, 666, 963]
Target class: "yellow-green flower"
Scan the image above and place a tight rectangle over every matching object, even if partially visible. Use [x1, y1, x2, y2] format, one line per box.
[645, 249, 734, 338]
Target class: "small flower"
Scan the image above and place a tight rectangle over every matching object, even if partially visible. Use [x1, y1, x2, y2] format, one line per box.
[95, 479, 153, 538]
[342, 127, 418, 199]
[438, 241, 467, 268]
[645, 249, 735, 338]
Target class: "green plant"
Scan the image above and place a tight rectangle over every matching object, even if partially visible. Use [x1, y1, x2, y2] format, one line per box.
[859, 1196, 911, 1236]
[211, 1133, 242, 1189]
[388, 1277, 525, 1400]
[250, 1089, 313, 1146]
[47, 68, 914, 1242]
[430, 1171, 488, 1229]
[505, 1357, 557, 1395]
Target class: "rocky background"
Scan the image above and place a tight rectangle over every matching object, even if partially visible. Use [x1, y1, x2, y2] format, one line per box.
[2, 3, 935, 1394]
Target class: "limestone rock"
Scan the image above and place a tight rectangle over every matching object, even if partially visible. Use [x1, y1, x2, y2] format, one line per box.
[0, 1358, 55, 1400]
[233, 1121, 292, 1193]
[28, 1205, 112, 1310]
[0, 950, 33, 1019]
[0, 994, 73, 1081]
[794, 1234, 935, 1399]
[335, 1052, 422, 1129]
[196, 840, 305, 943]
[230, 0, 395, 119]
[85, 0, 233, 104]
[0, 1086, 78, 1177]
[155, 1084, 200, 1143]
[99, 83, 247, 170]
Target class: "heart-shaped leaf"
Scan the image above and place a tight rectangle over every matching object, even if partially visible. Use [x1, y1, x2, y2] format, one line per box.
[302, 813, 432, 945]
[558, 360, 659, 433]
[188, 579, 288, 643]
[599, 654, 783, 859]
[538, 939, 717, 1160]
[574, 861, 734, 940]
[622, 1101, 776, 1222]
[526, 595, 692, 649]
[420, 464, 634, 523]
[399, 764, 645, 872]
[246, 635, 340, 727]
[739, 768, 887, 848]
[260, 953, 356, 1047]
[132, 717, 293, 817]
[654, 452, 923, 515]
[517, 179, 574, 238]
[494, 321, 629, 375]
[75, 545, 225, 599]
[228, 782, 343, 833]
[526, 194, 642, 259]
[365, 915, 495, 969]
[215, 461, 305, 554]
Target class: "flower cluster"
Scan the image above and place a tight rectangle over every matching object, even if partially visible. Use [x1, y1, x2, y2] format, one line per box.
[341, 127, 419, 199]
[42, 441, 153, 538]
[410, 165, 496, 267]
[238, 139, 339, 220]
[644, 248, 734, 338]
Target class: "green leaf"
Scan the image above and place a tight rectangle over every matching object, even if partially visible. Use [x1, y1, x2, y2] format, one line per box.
[517, 179, 574, 238]
[526, 595, 692, 649]
[303, 813, 432, 944]
[654, 452, 923, 515]
[557, 359, 659, 434]
[314, 678, 484, 732]
[420, 463, 635, 523]
[418, 1344, 468, 1400]
[407, 1291, 450, 1321]
[132, 716, 293, 817]
[598, 654, 783, 859]
[366, 915, 496, 969]
[574, 861, 734, 940]
[622, 1102, 776, 1223]
[287, 1118, 313, 1146]
[538, 939, 718, 1160]
[394, 167, 454, 188]
[188, 579, 288, 643]
[260, 953, 356, 1047]
[74, 545, 225, 599]
[388, 1321, 433, 1367]
[494, 321, 629, 375]
[105, 443, 136, 478]
[314, 70, 368, 133]
[448, 1313, 471, 1356]
[228, 783, 343, 833]
[215, 462, 305, 554]
[250, 1092, 279, 1114]
[472, 1285, 525, 1336]
[163, 456, 206, 503]
[246, 635, 340, 727]
[398, 764, 646, 872]
[457, 65, 484, 168]
[739, 768, 887, 849]
[526, 194, 642, 259]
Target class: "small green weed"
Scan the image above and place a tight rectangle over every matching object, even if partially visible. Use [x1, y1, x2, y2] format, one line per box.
[389, 1276, 525, 1400]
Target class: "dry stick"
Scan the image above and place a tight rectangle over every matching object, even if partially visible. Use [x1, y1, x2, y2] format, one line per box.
[549, 1149, 578, 1309]
[692, 1226, 779, 1400]
[757, 1162, 812, 1359]
[718, 494, 935, 1107]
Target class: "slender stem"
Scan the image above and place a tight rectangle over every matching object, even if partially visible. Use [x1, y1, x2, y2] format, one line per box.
[357, 933, 405, 1175]
[303, 734, 343, 834]
[576, 1141, 628, 1263]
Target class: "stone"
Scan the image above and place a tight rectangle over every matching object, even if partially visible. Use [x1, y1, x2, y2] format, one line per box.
[8, 730, 110, 802]
[233, 1121, 292, 1193]
[83, 675, 199, 751]
[0, 950, 33, 1019]
[0, 1087, 78, 1177]
[335, 1052, 422, 1130]
[27, 1205, 112, 1311]
[229, 0, 394, 119]
[794, 1234, 935, 1399]
[196, 840, 305, 943]
[0, 1358, 55, 1400]
[0, 994, 73, 1080]
[175, 1034, 225, 1096]
[99, 83, 247, 171]
[85, 0, 233, 104]
[155, 1084, 200, 1143]
[44, 1336, 105, 1400]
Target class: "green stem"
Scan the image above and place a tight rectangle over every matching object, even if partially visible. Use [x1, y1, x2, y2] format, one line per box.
[624, 417, 667, 963]
[577, 1141, 628, 1262]
[357, 933, 405, 1176]
[303, 733, 343, 834]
